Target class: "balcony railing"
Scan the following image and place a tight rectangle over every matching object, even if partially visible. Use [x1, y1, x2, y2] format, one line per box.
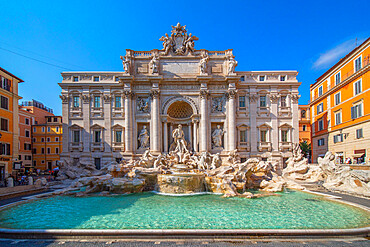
[342, 57, 370, 82]
[258, 142, 272, 151]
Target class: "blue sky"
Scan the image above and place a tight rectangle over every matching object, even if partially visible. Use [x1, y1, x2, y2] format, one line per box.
[0, 0, 369, 115]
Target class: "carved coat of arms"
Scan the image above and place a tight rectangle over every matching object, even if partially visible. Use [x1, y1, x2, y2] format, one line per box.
[159, 23, 199, 56]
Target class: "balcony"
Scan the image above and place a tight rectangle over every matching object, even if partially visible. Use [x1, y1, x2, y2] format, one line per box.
[258, 142, 272, 152]
[238, 142, 250, 151]
[91, 107, 103, 118]
[342, 57, 370, 82]
[112, 107, 124, 118]
[69, 142, 83, 152]
[257, 107, 270, 117]
[278, 106, 292, 117]
[279, 142, 292, 151]
[112, 142, 125, 152]
[91, 142, 104, 152]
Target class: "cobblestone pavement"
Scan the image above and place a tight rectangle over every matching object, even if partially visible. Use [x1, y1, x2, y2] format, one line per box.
[0, 239, 369, 247]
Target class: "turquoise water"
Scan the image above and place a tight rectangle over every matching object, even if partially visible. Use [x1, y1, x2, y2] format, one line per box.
[0, 191, 369, 229]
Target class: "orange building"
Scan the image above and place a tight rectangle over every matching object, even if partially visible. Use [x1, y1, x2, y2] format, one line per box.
[32, 116, 63, 171]
[0, 67, 23, 184]
[299, 105, 311, 144]
[20, 100, 62, 171]
[310, 38, 370, 164]
[18, 106, 34, 172]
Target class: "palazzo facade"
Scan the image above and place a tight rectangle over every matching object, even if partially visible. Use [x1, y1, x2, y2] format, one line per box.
[59, 24, 301, 168]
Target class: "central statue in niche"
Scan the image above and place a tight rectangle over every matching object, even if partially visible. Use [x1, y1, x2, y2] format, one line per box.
[172, 124, 188, 154]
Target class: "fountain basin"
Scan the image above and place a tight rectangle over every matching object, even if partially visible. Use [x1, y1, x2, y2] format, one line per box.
[157, 173, 205, 194]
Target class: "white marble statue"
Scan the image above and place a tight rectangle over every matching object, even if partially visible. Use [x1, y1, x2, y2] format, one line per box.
[212, 125, 224, 148]
[184, 33, 199, 54]
[199, 53, 209, 75]
[172, 124, 188, 154]
[159, 33, 173, 55]
[149, 54, 159, 74]
[227, 56, 238, 75]
[138, 125, 150, 149]
[120, 56, 131, 74]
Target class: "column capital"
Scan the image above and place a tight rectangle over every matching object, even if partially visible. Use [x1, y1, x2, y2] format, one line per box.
[150, 89, 160, 99]
[291, 94, 300, 103]
[226, 89, 237, 99]
[269, 93, 279, 103]
[123, 90, 135, 99]
[249, 94, 258, 103]
[82, 94, 91, 104]
[59, 95, 69, 104]
[199, 89, 210, 99]
[103, 95, 112, 103]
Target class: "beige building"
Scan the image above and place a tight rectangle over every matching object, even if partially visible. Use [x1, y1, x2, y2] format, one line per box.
[59, 23, 301, 169]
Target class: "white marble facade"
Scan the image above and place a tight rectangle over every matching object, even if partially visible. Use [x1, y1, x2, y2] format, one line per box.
[59, 24, 301, 168]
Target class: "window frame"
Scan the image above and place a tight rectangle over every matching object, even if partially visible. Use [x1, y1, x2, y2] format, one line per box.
[0, 95, 9, 110]
[334, 110, 342, 125]
[334, 92, 341, 105]
[354, 56, 362, 72]
[354, 79, 362, 96]
[335, 72, 341, 85]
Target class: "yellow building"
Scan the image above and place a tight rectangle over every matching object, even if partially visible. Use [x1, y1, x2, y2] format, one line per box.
[32, 116, 63, 171]
[310, 37, 370, 164]
[0, 67, 23, 184]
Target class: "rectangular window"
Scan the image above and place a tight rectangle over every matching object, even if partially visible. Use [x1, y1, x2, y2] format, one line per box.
[317, 103, 323, 114]
[0, 76, 11, 91]
[355, 57, 362, 72]
[41, 138, 44, 142]
[0, 96, 8, 110]
[335, 111, 342, 125]
[25, 118, 30, 125]
[318, 138, 325, 146]
[260, 96, 266, 107]
[25, 155, 32, 160]
[25, 130, 30, 137]
[56, 127, 60, 132]
[259, 75, 265, 81]
[47, 117, 51, 122]
[318, 119, 324, 131]
[260, 130, 267, 142]
[55, 137, 59, 142]
[73, 130, 80, 143]
[73, 96, 80, 108]
[95, 158, 101, 170]
[335, 92, 341, 105]
[280, 75, 286, 81]
[115, 96, 121, 108]
[356, 129, 363, 139]
[94, 96, 100, 108]
[56, 147, 59, 154]
[47, 148, 51, 154]
[33, 127, 36, 132]
[240, 76, 245, 81]
[41, 148, 45, 154]
[93, 76, 99, 82]
[280, 96, 287, 107]
[115, 130, 122, 143]
[73, 76, 79, 82]
[351, 103, 363, 119]
[335, 72, 341, 85]
[333, 134, 343, 143]
[302, 125, 307, 131]
[240, 130, 247, 143]
[0, 118, 8, 131]
[239, 96, 245, 108]
[354, 80, 362, 95]
[47, 137, 50, 142]
[281, 130, 288, 142]
[47, 127, 51, 132]
[0, 143, 11, 155]
[54, 117, 58, 122]
[94, 130, 101, 143]
[318, 86, 323, 96]
[42, 127, 45, 132]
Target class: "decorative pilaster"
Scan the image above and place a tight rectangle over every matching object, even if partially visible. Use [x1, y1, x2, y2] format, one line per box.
[193, 120, 198, 152]
[60, 94, 70, 157]
[163, 120, 168, 153]
[249, 88, 258, 153]
[270, 92, 279, 152]
[150, 89, 161, 153]
[227, 89, 237, 151]
[291, 94, 300, 144]
[103, 93, 112, 153]
[82, 93, 90, 153]
[124, 90, 134, 154]
[199, 89, 209, 152]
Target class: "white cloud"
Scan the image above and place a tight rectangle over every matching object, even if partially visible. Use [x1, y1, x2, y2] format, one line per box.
[313, 39, 360, 70]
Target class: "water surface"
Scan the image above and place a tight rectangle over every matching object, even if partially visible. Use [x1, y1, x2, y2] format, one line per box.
[0, 191, 369, 229]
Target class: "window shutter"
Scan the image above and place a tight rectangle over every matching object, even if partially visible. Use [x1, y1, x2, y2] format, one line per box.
[351, 106, 354, 119]
[358, 103, 362, 117]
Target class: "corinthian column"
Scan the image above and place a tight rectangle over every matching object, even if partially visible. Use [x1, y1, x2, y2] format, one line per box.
[199, 90, 209, 152]
[228, 89, 237, 151]
[124, 90, 134, 154]
[150, 89, 161, 153]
